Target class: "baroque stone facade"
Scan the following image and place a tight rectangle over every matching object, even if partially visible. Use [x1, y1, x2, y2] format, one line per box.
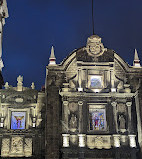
[0, 1, 142, 159]
[45, 34, 142, 159]
[0, 76, 45, 158]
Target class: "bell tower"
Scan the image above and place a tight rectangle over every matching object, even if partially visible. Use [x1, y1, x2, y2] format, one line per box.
[0, 0, 9, 88]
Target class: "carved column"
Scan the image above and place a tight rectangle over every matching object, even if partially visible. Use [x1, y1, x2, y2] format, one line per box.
[129, 135, 136, 148]
[62, 134, 70, 147]
[63, 101, 69, 133]
[111, 102, 118, 132]
[78, 68, 83, 91]
[113, 135, 120, 147]
[78, 134, 86, 147]
[32, 107, 36, 127]
[78, 101, 83, 133]
[126, 102, 132, 132]
[110, 68, 116, 92]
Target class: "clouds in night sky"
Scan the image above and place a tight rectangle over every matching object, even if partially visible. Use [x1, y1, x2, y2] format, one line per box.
[2, 0, 142, 89]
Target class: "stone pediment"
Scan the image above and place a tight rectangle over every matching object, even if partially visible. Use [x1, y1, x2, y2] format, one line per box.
[1, 93, 37, 105]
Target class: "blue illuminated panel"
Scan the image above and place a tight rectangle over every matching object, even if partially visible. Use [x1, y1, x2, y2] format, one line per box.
[11, 112, 26, 130]
[90, 76, 102, 88]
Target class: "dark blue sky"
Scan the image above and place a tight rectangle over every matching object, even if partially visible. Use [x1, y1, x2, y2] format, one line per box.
[2, 0, 142, 90]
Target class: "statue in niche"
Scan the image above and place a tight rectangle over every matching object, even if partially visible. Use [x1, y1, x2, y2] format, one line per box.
[69, 114, 77, 132]
[119, 115, 126, 130]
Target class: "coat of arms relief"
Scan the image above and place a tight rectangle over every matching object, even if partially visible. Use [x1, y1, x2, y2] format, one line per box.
[85, 35, 107, 57]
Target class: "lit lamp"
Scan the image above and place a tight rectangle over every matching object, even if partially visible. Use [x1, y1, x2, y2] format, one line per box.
[129, 135, 136, 148]
[62, 134, 70, 147]
[78, 87, 83, 92]
[78, 134, 86, 147]
[111, 88, 116, 92]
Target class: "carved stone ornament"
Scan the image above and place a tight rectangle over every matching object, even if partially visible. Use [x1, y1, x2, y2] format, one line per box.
[24, 138, 32, 157]
[69, 102, 78, 112]
[117, 103, 126, 113]
[85, 35, 107, 57]
[1, 138, 10, 157]
[87, 135, 111, 149]
[10, 137, 23, 155]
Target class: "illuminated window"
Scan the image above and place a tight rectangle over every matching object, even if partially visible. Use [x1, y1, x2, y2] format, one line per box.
[88, 75, 102, 88]
[89, 108, 106, 131]
[11, 112, 26, 130]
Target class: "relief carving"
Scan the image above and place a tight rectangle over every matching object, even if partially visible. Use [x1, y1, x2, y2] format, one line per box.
[24, 138, 32, 157]
[1, 138, 10, 157]
[69, 102, 78, 112]
[10, 137, 23, 154]
[87, 135, 111, 149]
[85, 35, 107, 57]
[117, 103, 126, 113]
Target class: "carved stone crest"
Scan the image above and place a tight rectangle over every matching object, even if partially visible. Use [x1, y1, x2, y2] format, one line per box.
[85, 35, 107, 57]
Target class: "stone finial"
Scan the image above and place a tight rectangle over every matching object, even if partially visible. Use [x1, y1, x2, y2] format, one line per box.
[133, 49, 141, 67]
[31, 82, 35, 89]
[17, 75, 23, 91]
[4, 82, 9, 89]
[49, 46, 56, 65]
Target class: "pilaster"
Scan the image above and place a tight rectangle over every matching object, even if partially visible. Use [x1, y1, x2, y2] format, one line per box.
[62, 101, 69, 133]
[111, 102, 118, 132]
[78, 101, 83, 133]
[126, 101, 132, 133]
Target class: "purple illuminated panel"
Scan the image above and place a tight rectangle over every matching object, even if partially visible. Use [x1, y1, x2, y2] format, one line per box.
[11, 112, 26, 130]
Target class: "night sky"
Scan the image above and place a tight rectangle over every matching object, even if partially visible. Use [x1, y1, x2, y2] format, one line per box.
[2, 0, 142, 90]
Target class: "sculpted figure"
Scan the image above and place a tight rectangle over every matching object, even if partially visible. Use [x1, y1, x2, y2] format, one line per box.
[119, 115, 126, 129]
[69, 114, 77, 131]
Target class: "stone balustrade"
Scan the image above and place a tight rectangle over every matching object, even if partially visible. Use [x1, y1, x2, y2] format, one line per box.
[62, 134, 136, 149]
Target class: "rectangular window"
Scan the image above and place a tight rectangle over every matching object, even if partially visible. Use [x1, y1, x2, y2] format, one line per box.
[11, 112, 26, 130]
[89, 107, 106, 131]
[88, 75, 102, 88]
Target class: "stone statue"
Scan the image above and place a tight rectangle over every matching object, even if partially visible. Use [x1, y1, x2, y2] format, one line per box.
[119, 115, 126, 129]
[17, 75, 23, 86]
[17, 75, 23, 91]
[69, 114, 77, 132]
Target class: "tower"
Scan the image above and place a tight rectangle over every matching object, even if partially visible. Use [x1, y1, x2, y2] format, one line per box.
[0, 0, 8, 88]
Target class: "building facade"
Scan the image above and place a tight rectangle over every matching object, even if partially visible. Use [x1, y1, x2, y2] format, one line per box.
[0, 1, 142, 159]
[0, 76, 45, 158]
[45, 35, 142, 159]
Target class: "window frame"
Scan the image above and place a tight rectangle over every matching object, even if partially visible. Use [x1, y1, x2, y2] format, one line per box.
[11, 111, 26, 130]
[88, 74, 104, 89]
[88, 104, 107, 132]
